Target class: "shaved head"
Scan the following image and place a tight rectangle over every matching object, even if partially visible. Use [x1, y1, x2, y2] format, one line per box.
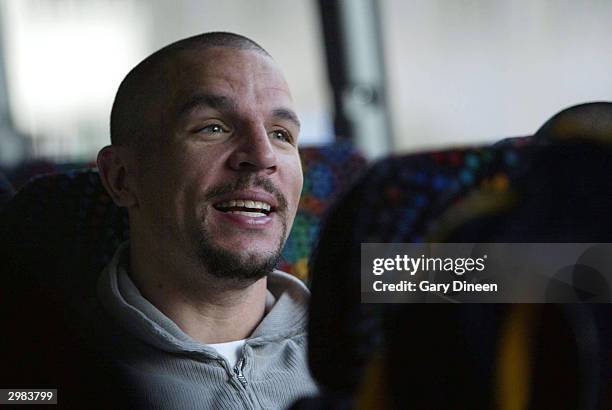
[110, 32, 271, 156]
[99, 32, 302, 289]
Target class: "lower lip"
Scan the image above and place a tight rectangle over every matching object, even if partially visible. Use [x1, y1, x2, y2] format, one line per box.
[214, 209, 273, 228]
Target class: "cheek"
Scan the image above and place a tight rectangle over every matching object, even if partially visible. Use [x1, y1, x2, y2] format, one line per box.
[143, 177, 182, 222]
[137, 160, 193, 219]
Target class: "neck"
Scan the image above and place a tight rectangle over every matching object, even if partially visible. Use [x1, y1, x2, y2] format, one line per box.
[129, 239, 268, 344]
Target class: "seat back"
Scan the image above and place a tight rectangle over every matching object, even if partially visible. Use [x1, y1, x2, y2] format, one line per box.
[308, 136, 532, 396]
[308, 134, 612, 408]
[281, 142, 367, 280]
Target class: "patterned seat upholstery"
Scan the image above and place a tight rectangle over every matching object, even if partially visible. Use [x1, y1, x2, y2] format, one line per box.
[281, 142, 367, 280]
[308, 136, 534, 396]
[308, 134, 612, 408]
[1, 169, 128, 318]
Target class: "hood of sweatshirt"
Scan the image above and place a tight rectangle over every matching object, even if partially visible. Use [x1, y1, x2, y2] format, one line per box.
[97, 242, 310, 357]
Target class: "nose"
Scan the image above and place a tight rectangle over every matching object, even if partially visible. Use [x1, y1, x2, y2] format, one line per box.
[227, 124, 278, 174]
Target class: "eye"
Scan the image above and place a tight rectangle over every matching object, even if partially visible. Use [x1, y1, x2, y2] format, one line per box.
[270, 129, 293, 144]
[199, 123, 229, 134]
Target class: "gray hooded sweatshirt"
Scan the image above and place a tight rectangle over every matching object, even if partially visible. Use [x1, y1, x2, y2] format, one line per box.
[96, 243, 318, 409]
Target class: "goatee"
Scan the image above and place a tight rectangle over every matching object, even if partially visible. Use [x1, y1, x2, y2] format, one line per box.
[194, 174, 289, 283]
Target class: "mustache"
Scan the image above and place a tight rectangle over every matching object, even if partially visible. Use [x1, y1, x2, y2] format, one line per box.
[204, 174, 288, 212]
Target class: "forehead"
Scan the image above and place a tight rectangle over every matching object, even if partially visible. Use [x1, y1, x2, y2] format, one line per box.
[166, 47, 294, 112]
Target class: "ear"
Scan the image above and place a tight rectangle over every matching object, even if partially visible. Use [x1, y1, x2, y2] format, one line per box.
[97, 145, 138, 207]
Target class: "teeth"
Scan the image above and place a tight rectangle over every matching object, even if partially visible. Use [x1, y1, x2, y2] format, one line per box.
[229, 210, 266, 217]
[216, 199, 271, 211]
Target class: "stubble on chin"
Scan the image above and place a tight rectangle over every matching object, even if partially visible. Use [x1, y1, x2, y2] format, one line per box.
[193, 226, 286, 285]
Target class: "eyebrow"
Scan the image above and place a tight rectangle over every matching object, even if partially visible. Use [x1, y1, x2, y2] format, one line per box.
[272, 108, 301, 131]
[177, 93, 238, 118]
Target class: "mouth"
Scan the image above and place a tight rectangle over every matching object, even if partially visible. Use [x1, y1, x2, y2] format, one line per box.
[213, 199, 274, 217]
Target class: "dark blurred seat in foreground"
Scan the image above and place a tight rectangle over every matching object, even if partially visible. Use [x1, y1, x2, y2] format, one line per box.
[306, 102, 612, 409]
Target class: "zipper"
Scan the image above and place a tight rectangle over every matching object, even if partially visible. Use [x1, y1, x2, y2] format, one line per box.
[233, 357, 248, 388]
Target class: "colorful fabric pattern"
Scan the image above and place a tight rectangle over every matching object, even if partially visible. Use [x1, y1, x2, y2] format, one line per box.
[280, 142, 367, 280]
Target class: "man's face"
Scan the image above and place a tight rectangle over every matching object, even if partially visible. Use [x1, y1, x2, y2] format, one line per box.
[134, 47, 303, 281]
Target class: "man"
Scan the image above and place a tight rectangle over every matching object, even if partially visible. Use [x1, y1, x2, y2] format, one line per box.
[95, 32, 317, 409]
